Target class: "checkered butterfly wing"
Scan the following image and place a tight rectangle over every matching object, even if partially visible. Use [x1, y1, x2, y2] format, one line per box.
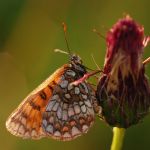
[6, 65, 66, 139]
[6, 63, 98, 141]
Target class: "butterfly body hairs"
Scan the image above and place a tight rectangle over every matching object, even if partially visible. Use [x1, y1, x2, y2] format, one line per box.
[6, 24, 101, 141]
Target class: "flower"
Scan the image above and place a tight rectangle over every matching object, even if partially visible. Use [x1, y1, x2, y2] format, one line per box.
[96, 16, 150, 128]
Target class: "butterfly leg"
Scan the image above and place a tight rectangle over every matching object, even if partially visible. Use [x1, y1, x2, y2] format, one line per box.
[143, 57, 150, 65]
[143, 36, 150, 65]
[143, 36, 150, 47]
[70, 70, 101, 86]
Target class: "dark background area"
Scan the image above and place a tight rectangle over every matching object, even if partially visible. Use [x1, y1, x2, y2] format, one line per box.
[0, 0, 150, 150]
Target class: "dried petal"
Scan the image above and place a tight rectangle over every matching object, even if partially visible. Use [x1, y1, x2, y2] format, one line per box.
[96, 16, 150, 128]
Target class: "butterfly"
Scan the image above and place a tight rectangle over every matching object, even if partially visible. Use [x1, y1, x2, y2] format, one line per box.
[6, 23, 101, 141]
[6, 54, 101, 141]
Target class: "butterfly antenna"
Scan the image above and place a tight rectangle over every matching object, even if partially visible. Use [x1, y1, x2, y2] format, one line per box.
[54, 49, 69, 55]
[91, 53, 101, 70]
[62, 22, 72, 56]
[93, 28, 105, 40]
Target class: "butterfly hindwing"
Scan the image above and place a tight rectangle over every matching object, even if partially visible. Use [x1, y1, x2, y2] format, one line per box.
[42, 67, 97, 141]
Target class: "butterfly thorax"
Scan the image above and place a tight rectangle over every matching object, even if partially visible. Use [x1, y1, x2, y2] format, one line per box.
[69, 54, 86, 77]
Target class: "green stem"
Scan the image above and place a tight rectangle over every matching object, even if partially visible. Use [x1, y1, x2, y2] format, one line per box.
[110, 127, 126, 150]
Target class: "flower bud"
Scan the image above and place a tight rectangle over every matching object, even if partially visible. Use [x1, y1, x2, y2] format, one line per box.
[96, 16, 150, 128]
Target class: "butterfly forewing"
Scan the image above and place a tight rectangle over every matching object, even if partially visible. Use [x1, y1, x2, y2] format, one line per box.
[6, 63, 98, 140]
[6, 65, 67, 139]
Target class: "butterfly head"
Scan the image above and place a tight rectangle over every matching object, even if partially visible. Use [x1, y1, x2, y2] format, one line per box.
[70, 54, 82, 64]
[69, 54, 86, 75]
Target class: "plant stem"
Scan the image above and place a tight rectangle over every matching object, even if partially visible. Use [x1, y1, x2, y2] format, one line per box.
[110, 127, 126, 150]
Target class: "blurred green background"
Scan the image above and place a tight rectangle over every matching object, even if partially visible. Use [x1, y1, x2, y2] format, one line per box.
[0, 0, 150, 150]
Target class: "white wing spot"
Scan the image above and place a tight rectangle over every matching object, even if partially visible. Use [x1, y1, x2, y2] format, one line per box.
[54, 131, 61, 137]
[31, 130, 37, 137]
[49, 116, 54, 124]
[52, 102, 59, 111]
[63, 132, 71, 138]
[75, 87, 80, 94]
[9, 122, 15, 129]
[85, 99, 92, 107]
[66, 70, 76, 76]
[68, 84, 73, 90]
[51, 94, 59, 100]
[68, 107, 75, 117]
[82, 94, 87, 99]
[57, 107, 62, 119]
[14, 123, 19, 131]
[81, 105, 87, 113]
[82, 125, 89, 132]
[18, 125, 25, 135]
[63, 103, 68, 109]
[46, 100, 56, 111]
[71, 126, 81, 136]
[43, 119, 47, 127]
[60, 80, 68, 88]
[65, 93, 71, 99]
[87, 107, 95, 116]
[46, 124, 53, 133]
[74, 105, 81, 114]
[79, 101, 84, 106]
[62, 110, 68, 121]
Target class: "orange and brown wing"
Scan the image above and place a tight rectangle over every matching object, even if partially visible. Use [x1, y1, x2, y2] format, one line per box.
[6, 65, 69, 139]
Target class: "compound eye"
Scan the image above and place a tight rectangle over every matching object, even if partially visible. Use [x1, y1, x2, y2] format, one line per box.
[70, 55, 82, 65]
[75, 56, 82, 64]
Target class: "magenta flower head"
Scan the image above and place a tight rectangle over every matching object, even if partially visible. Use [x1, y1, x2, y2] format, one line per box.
[96, 16, 150, 128]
